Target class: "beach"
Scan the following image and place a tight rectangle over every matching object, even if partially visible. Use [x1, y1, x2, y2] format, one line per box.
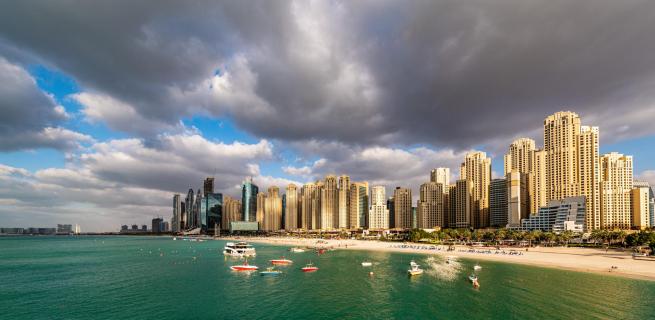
[220, 236, 655, 281]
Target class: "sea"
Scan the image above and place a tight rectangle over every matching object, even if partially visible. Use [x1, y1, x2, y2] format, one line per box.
[1, 236, 654, 319]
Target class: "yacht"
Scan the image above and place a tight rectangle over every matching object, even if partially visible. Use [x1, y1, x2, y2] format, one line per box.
[361, 261, 373, 267]
[407, 260, 424, 276]
[223, 242, 256, 257]
[301, 262, 319, 272]
[230, 260, 258, 272]
[270, 257, 293, 265]
[473, 264, 482, 271]
[290, 247, 305, 253]
[260, 267, 282, 276]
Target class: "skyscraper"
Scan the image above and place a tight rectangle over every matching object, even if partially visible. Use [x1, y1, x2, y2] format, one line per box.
[203, 177, 214, 195]
[321, 175, 338, 230]
[529, 149, 547, 215]
[349, 182, 369, 229]
[632, 186, 650, 229]
[185, 188, 194, 228]
[301, 183, 319, 230]
[201, 192, 222, 233]
[172, 194, 181, 232]
[450, 180, 472, 228]
[578, 126, 600, 230]
[430, 168, 450, 186]
[461, 151, 491, 228]
[369, 186, 389, 229]
[489, 178, 508, 227]
[241, 178, 259, 222]
[507, 172, 529, 227]
[222, 195, 242, 230]
[264, 186, 282, 231]
[504, 138, 535, 176]
[634, 181, 654, 228]
[417, 182, 445, 228]
[285, 183, 299, 230]
[600, 152, 633, 229]
[393, 187, 412, 229]
[256, 192, 266, 229]
[338, 175, 351, 229]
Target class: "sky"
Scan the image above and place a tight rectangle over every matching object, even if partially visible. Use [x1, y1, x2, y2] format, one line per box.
[1, 0, 655, 232]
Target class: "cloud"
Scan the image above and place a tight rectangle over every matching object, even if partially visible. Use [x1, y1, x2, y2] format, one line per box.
[4, 1, 655, 148]
[0, 133, 276, 231]
[636, 170, 655, 188]
[0, 57, 91, 151]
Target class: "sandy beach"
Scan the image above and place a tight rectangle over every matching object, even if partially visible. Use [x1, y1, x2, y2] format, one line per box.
[220, 236, 655, 281]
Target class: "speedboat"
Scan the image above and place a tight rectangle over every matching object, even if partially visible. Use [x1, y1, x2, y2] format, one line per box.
[473, 264, 482, 271]
[468, 274, 478, 282]
[361, 261, 373, 267]
[290, 247, 305, 253]
[260, 267, 282, 276]
[230, 260, 258, 272]
[408, 260, 424, 276]
[270, 257, 293, 265]
[224, 242, 256, 257]
[301, 263, 319, 272]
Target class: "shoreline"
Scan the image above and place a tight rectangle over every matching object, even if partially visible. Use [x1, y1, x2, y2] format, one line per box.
[219, 236, 655, 281]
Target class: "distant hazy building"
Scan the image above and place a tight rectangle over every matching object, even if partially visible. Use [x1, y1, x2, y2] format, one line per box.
[74, 224, 81, 234]
[152, 218, 163, 233]
[600, 152, 633, 229]
[430, 168, 450, 187]
[489, 178, 508, 227]
[57, 224, 73, 234]
[185, 188, 194, 229]
[338, 175, 351, 229]
[321, 175, 339, 230]
[242, 178, 259, 223]
[393, 187, 412, 229]
[417, 182, 445, 228]
[387, 197, 395, 228]
[461, 151, 491, 228]
[203, 177, 215, 195]
[349, 182, 369, 229]
[285, 184, 299, 230]
[172, 194, 181, 232]
[369, 186, 389, 229]
[141, 225, 147, 231]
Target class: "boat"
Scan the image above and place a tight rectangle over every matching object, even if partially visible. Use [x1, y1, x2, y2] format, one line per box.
[290, 247, 305, 253]
[260, 267, 282, 276]
[301, 262, 319, 272]
[361, 261, 373, 267]
[230, 260, 258, 272]
[270, 257, 293, 265]
[473, 264, 482, 271]
[223, 242, 256, 257]
[472, 279, 480, 288]
[408, 260, 424, 276]
[173, 237, 177, 241]
[468, 274, 478, 282]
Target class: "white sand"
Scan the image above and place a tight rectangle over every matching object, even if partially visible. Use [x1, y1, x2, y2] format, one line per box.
[220, 236, 655, 281]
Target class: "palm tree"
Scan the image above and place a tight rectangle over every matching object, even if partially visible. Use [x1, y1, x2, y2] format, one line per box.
[559, 230, 574, 246]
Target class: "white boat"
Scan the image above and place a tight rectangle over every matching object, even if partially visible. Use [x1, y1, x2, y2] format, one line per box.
[290, 247, 305, 253]
[468, 274, 478, 282]
[408, 260, 424, 276]
[473, 264, 482, 271]
[361, 261, 373, 267]
[223, 242, 256, 257]
[173, 237, 177, 241]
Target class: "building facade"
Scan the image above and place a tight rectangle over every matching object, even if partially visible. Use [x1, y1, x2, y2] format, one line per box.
[393, 187, 413, 229]
[338, 175, 351, 229]
[417, 182, 445, 228]
[241, 178, 259, 223]
[489, 178, 508, 227]
[461, 151, 491, 228]
[430, 168, 450, 187]
[369, 186, 389, 229]
[285, 183, 299, 230]
[349, 182, 369, 229]
[600, 152, 633, 229]
[321, 175, 338, 230]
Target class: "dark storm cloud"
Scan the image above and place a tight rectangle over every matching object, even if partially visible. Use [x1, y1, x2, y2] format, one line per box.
[1, 0, 655, 148]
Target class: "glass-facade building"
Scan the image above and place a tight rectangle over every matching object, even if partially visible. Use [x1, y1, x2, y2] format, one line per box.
[242, 180, 259, 222]
[201, 193, 223, 233]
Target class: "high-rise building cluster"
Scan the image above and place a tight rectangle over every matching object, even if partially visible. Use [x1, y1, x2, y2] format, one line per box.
[172, 111, 653, 234]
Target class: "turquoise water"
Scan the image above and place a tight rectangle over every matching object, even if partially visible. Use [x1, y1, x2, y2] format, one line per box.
[1, 236, 654, 319]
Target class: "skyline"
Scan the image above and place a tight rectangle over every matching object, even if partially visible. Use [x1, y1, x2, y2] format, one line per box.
[2, 1, 655, 231]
